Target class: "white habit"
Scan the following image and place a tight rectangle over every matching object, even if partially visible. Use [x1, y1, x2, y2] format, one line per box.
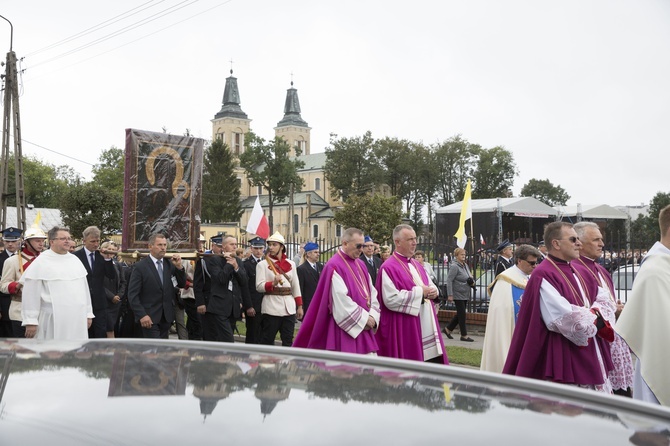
[21, 249, 94, 340]
[617, 241, 670, 406]
[480, 265, 529, 373]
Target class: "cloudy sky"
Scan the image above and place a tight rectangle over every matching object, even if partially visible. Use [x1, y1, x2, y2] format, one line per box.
[2, 0, 668, 207]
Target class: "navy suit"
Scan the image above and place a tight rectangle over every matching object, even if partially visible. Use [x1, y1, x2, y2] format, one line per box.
[359, 254, 382, 285]
[74, 248, 116, 338]
[204, 256, 249, 342]
[297, 261, 322, 316]
[127, 256, 186, 339]
[242, 256, 264, 344]
[495, 256, 513, 277]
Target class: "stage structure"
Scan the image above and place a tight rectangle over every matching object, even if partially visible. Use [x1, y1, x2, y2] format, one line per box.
[122, 129, 204, 251]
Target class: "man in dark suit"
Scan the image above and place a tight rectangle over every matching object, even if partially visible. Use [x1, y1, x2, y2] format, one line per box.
[203, 235, 250, 342]
[242, 236, 266, 344]
[297, 241, 323, 317]
[494, 239, 514, 277]
[73, 226, 116, 338]
[360, 235, 382, 284]
[127, 233, 186, 339]
[0, 227, 22, 337]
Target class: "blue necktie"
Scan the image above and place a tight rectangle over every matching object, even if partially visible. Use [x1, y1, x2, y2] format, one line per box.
[89, 252, 95, 270]
[156, 260, 163, 279]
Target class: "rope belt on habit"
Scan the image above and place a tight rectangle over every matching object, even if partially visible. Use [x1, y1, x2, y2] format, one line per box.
[270, 288, 293, 295]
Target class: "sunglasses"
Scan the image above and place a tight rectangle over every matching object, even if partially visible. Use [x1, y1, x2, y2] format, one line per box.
[355, 243, 364, 249]
[562, 236, 579, 243]
[524, 260, 538, 266]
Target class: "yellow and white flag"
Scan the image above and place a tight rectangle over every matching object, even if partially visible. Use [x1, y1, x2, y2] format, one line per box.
[454, 179, 472, 249]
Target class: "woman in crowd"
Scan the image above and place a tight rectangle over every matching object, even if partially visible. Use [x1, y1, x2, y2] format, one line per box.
[443, 248, 475, 342]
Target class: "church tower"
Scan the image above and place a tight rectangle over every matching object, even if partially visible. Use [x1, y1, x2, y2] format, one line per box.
[211, 69, 251, 157]
[274, 81, 311, 156]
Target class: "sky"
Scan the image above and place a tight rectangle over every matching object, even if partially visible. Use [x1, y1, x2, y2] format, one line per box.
[1, 0, 669, 208]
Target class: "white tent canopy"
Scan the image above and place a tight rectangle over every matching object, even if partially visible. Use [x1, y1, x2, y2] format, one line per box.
[555, 204, 629, 220]
[437, 197, 558, 218]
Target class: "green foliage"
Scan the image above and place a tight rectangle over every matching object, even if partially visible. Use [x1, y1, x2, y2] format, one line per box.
[333, 194, 402, 244]
[631, 191, 670, 247]
[471, 146, 517, 199]
[239, 132, 304, 232]
[324, 131, 381, 200]
[432, 135, 480, 206]
[4, 154, 78, 208]
[59, 182, 123, 237]
[520, 178, 570, 206]
[202, 139, 242, 223]
[92, 147, 124, 196]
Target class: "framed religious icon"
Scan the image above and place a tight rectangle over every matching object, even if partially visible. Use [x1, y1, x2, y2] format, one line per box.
[122, 128, 203, 251]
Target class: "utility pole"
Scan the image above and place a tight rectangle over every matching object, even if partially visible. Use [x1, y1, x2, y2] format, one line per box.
[0, 15, 26, 232]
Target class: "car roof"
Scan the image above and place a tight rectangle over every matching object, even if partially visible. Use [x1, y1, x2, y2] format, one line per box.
[1, 339, 668, 444]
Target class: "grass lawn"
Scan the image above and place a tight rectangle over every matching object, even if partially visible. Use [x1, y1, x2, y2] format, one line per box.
[236, 321, 482, 367]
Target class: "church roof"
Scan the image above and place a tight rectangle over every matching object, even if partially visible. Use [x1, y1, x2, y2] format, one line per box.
[241, 191, 328, 209]
[294, 152, 326, 171]
[276, 82, 309, 128]
[214, 70, 248, 120]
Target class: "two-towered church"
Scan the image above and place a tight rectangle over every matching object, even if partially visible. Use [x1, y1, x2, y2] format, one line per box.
[207, 70, 343, 242]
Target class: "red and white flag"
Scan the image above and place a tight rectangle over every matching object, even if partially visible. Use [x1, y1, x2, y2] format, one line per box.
[246, 196, 270, 239]
[480, 234, 485, 245]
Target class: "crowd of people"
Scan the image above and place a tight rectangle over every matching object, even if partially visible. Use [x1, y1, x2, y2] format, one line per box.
[479, 206, 670, 408]
[0, 206, 667, 408]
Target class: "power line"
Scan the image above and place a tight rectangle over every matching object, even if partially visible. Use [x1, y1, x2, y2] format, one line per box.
[24, 0, 233, 80]
[21, 138, 95, 166]
[28, 0, 198, 70]
[25, 0, 163, 57]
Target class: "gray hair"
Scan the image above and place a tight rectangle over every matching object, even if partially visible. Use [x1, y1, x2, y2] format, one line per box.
[48, 226, 70, 240]
[342, 227, 363, 242]
[573, 221, 599, 239]
[514, 244, 542, 263]
[82, 226, 101, 240]
[392, 224, 413, 241]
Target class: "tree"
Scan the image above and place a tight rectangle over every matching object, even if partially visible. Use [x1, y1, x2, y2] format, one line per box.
[631, 191, 670, 247]
[59, 182, 124, 237]
[324, 131, 381, 201]
[432, 135, 480, 206]
[471, 146, 517, 199]
[5, 154, 77, 208]
[239, 132, 304, 232]
[333, 194, 403, 244]
[520, 178, 570, 206]
[201, 138, 242, 223]
[92, 147, 125, 196]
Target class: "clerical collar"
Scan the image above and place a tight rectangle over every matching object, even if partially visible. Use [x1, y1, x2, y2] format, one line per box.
[393, 252, 411, 263]
[548, 254, 569, 264]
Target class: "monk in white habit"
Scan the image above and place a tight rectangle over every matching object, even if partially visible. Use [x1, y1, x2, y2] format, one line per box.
[618, 204, 670, 406]
[480, 244, 540, 373]
[22, 226, 94, 340]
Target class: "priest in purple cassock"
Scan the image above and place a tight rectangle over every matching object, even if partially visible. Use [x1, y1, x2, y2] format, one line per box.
[375, 224, 448, 364]
[293, 228, 380, 354]
[503, 222, 615, 392]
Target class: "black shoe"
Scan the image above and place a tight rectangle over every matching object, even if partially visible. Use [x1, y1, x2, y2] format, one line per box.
[460, 337, 474, 342]
[442, 327, 453, 339]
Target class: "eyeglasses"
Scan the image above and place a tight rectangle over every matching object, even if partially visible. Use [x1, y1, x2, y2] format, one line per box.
[52, 237, 73, 242]
[355, 243, 364, 249]
[562, 236, 579, 243]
